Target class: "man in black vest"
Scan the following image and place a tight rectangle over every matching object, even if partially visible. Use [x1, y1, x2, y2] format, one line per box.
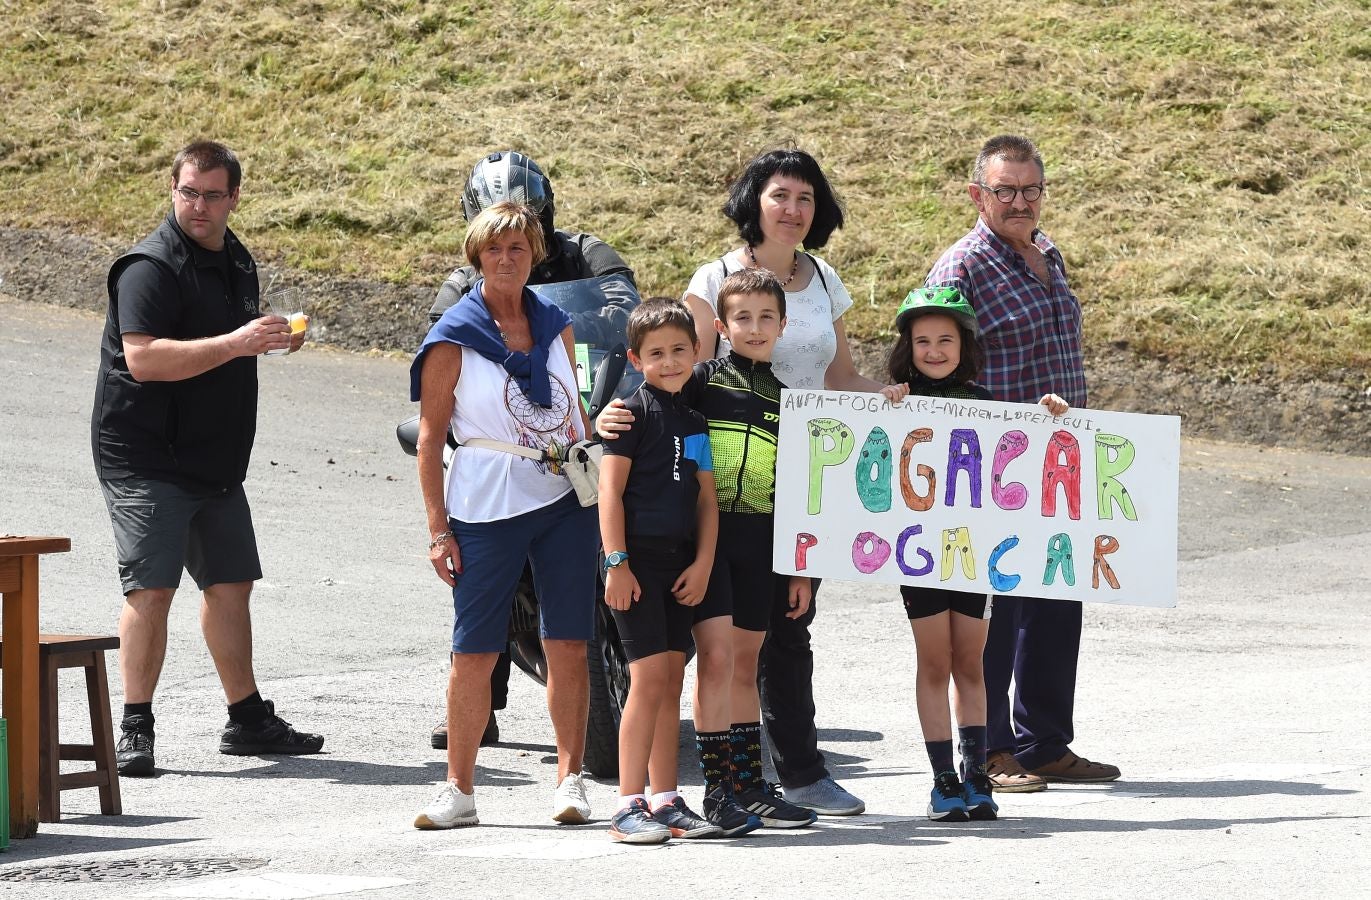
[92, 140, 323, 776]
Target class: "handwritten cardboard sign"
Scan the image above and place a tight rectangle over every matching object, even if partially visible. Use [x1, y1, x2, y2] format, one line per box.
[773, 390, 1180, 608]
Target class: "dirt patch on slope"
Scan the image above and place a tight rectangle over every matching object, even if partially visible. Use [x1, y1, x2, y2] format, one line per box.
[5, 224, 1367, 456]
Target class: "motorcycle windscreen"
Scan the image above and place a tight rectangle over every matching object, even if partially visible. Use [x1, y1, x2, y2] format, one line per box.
[530, 274, 643, 399]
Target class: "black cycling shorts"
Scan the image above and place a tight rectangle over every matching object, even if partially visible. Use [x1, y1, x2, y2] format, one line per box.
[705, 512, 785, 632]
[900, 585, 994, 621]
[609, 538, 698, 662]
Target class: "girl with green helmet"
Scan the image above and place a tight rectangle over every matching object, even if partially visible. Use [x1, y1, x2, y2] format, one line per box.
[877, 285, 1068, 823]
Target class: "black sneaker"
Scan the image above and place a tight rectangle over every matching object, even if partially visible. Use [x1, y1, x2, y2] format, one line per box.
[703, 786, 762, 837]
[735, 781, 817, 828]
[482, 712, 499, 746]
[219, 700, 324, 756]
[116, 726, 156, 777]
[430, 712, 499, 750]
[652, 796, 723, 839]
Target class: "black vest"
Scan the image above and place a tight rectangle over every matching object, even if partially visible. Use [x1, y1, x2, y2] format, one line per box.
[91, 212, 260, 489]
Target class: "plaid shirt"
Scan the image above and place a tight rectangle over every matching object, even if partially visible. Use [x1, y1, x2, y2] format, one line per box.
[925, 219, 1087, 407]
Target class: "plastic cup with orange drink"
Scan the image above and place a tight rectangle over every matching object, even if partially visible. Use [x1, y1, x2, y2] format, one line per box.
[261, 287, 307, 356]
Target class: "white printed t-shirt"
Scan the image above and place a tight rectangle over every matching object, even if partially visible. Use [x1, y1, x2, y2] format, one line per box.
[445, 343, 584, 523]
[685, 253, 854, 391]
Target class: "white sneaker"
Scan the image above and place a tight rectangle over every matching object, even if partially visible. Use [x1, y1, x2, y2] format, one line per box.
[552, 773, 591, 824]
[414, 781, 479, 829]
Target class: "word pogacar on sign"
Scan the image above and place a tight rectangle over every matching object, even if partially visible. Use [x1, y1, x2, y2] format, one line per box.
[773, 390, 1181, 608]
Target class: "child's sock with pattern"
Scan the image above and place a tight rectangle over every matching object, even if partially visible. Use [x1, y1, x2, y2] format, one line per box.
[729, 722, 764, 792]
[958, 725, 988, 777]
[926, 739, 956, 777]
[697, 729, 733, 796]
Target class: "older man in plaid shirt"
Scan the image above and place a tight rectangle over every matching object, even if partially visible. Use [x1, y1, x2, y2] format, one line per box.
[925, 134, 1120, 793]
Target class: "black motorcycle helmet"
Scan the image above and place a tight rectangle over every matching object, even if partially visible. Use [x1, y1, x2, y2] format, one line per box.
[461, 151, 556, 243]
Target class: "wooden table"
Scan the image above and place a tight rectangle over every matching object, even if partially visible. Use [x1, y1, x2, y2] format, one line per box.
[0, 536, 70, 838]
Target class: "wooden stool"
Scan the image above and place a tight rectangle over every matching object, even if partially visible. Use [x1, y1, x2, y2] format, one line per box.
[0, 635, 122, 822]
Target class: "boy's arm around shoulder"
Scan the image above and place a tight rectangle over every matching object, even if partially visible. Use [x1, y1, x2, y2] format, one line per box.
[598, 390, 644, 450]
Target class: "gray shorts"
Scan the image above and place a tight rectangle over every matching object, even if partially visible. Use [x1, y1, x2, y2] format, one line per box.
[99, 476, 262, 594]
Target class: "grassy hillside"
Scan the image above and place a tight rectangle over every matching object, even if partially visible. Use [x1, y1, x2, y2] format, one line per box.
[3, 0, 1368, 382]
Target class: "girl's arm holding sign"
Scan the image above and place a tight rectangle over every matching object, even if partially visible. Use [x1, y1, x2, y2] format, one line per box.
[1039, 393, 1068, 416]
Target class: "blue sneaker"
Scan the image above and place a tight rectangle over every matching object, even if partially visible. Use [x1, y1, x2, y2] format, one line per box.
[961, 770, 999, 820]
[928, 771, 970, 822]
[609, 798, 671, 844]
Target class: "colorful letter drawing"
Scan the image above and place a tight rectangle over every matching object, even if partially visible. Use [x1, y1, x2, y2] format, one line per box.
[855, 427, 893, 513]
[896, 525, 934, 576]
[852, 531, 892, 574]
[808, 418, 855, 514]
[945, 429, 984, 509]
[1043, 532, 1076, 586]
[988, 536, 1022, 591]
[1095, 434, 1139, 521]
[1092, 534, 1121, 589]
[899, 427, 936, 512]
[940, 526, 976, 582]
[1042, 430, 1082, 520]
[773, 388, 1180, 608]
[991, 430, 1030, 511]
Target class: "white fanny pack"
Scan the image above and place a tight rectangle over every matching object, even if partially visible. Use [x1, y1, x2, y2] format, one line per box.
[462, 438, 603, 508]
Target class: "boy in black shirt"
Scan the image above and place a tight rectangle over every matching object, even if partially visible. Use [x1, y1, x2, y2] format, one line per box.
[599, 298, 757, 842]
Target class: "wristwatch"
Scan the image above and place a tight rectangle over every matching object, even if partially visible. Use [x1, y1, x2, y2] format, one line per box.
[602, 551, 629, 573]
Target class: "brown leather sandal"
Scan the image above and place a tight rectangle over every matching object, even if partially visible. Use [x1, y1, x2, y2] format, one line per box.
[1029, 750, 1121, 783]
[986, 750, 1048, 793]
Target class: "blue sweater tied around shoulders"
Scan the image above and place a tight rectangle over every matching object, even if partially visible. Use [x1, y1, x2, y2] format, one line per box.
[409, 279, 571, 406]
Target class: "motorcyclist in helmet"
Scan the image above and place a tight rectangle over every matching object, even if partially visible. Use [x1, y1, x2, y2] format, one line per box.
[428, 150, 638, 752]
[428, 150, 638, 343]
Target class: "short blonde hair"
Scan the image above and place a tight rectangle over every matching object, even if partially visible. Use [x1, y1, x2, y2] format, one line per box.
[463, 201, 547, 272]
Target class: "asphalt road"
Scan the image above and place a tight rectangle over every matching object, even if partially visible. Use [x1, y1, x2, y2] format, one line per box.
[1, 297, 1368, 899]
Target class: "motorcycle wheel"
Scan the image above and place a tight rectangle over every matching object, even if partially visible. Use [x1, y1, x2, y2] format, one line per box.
[506, 571, 547, 685]
[582, 602, 629, 778]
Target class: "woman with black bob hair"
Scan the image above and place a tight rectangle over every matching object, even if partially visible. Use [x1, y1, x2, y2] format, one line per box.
[723, 148, 845, 251]
[682, 147, 884, 394]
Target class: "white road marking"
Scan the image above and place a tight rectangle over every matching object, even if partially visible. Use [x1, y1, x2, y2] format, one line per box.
[149, 873, 410, 899]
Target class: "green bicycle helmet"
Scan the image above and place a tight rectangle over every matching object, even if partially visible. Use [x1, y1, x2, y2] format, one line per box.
[894, 286, 979, 337]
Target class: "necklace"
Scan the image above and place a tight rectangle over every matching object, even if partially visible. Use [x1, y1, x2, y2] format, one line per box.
[747, 245, 799, 288]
